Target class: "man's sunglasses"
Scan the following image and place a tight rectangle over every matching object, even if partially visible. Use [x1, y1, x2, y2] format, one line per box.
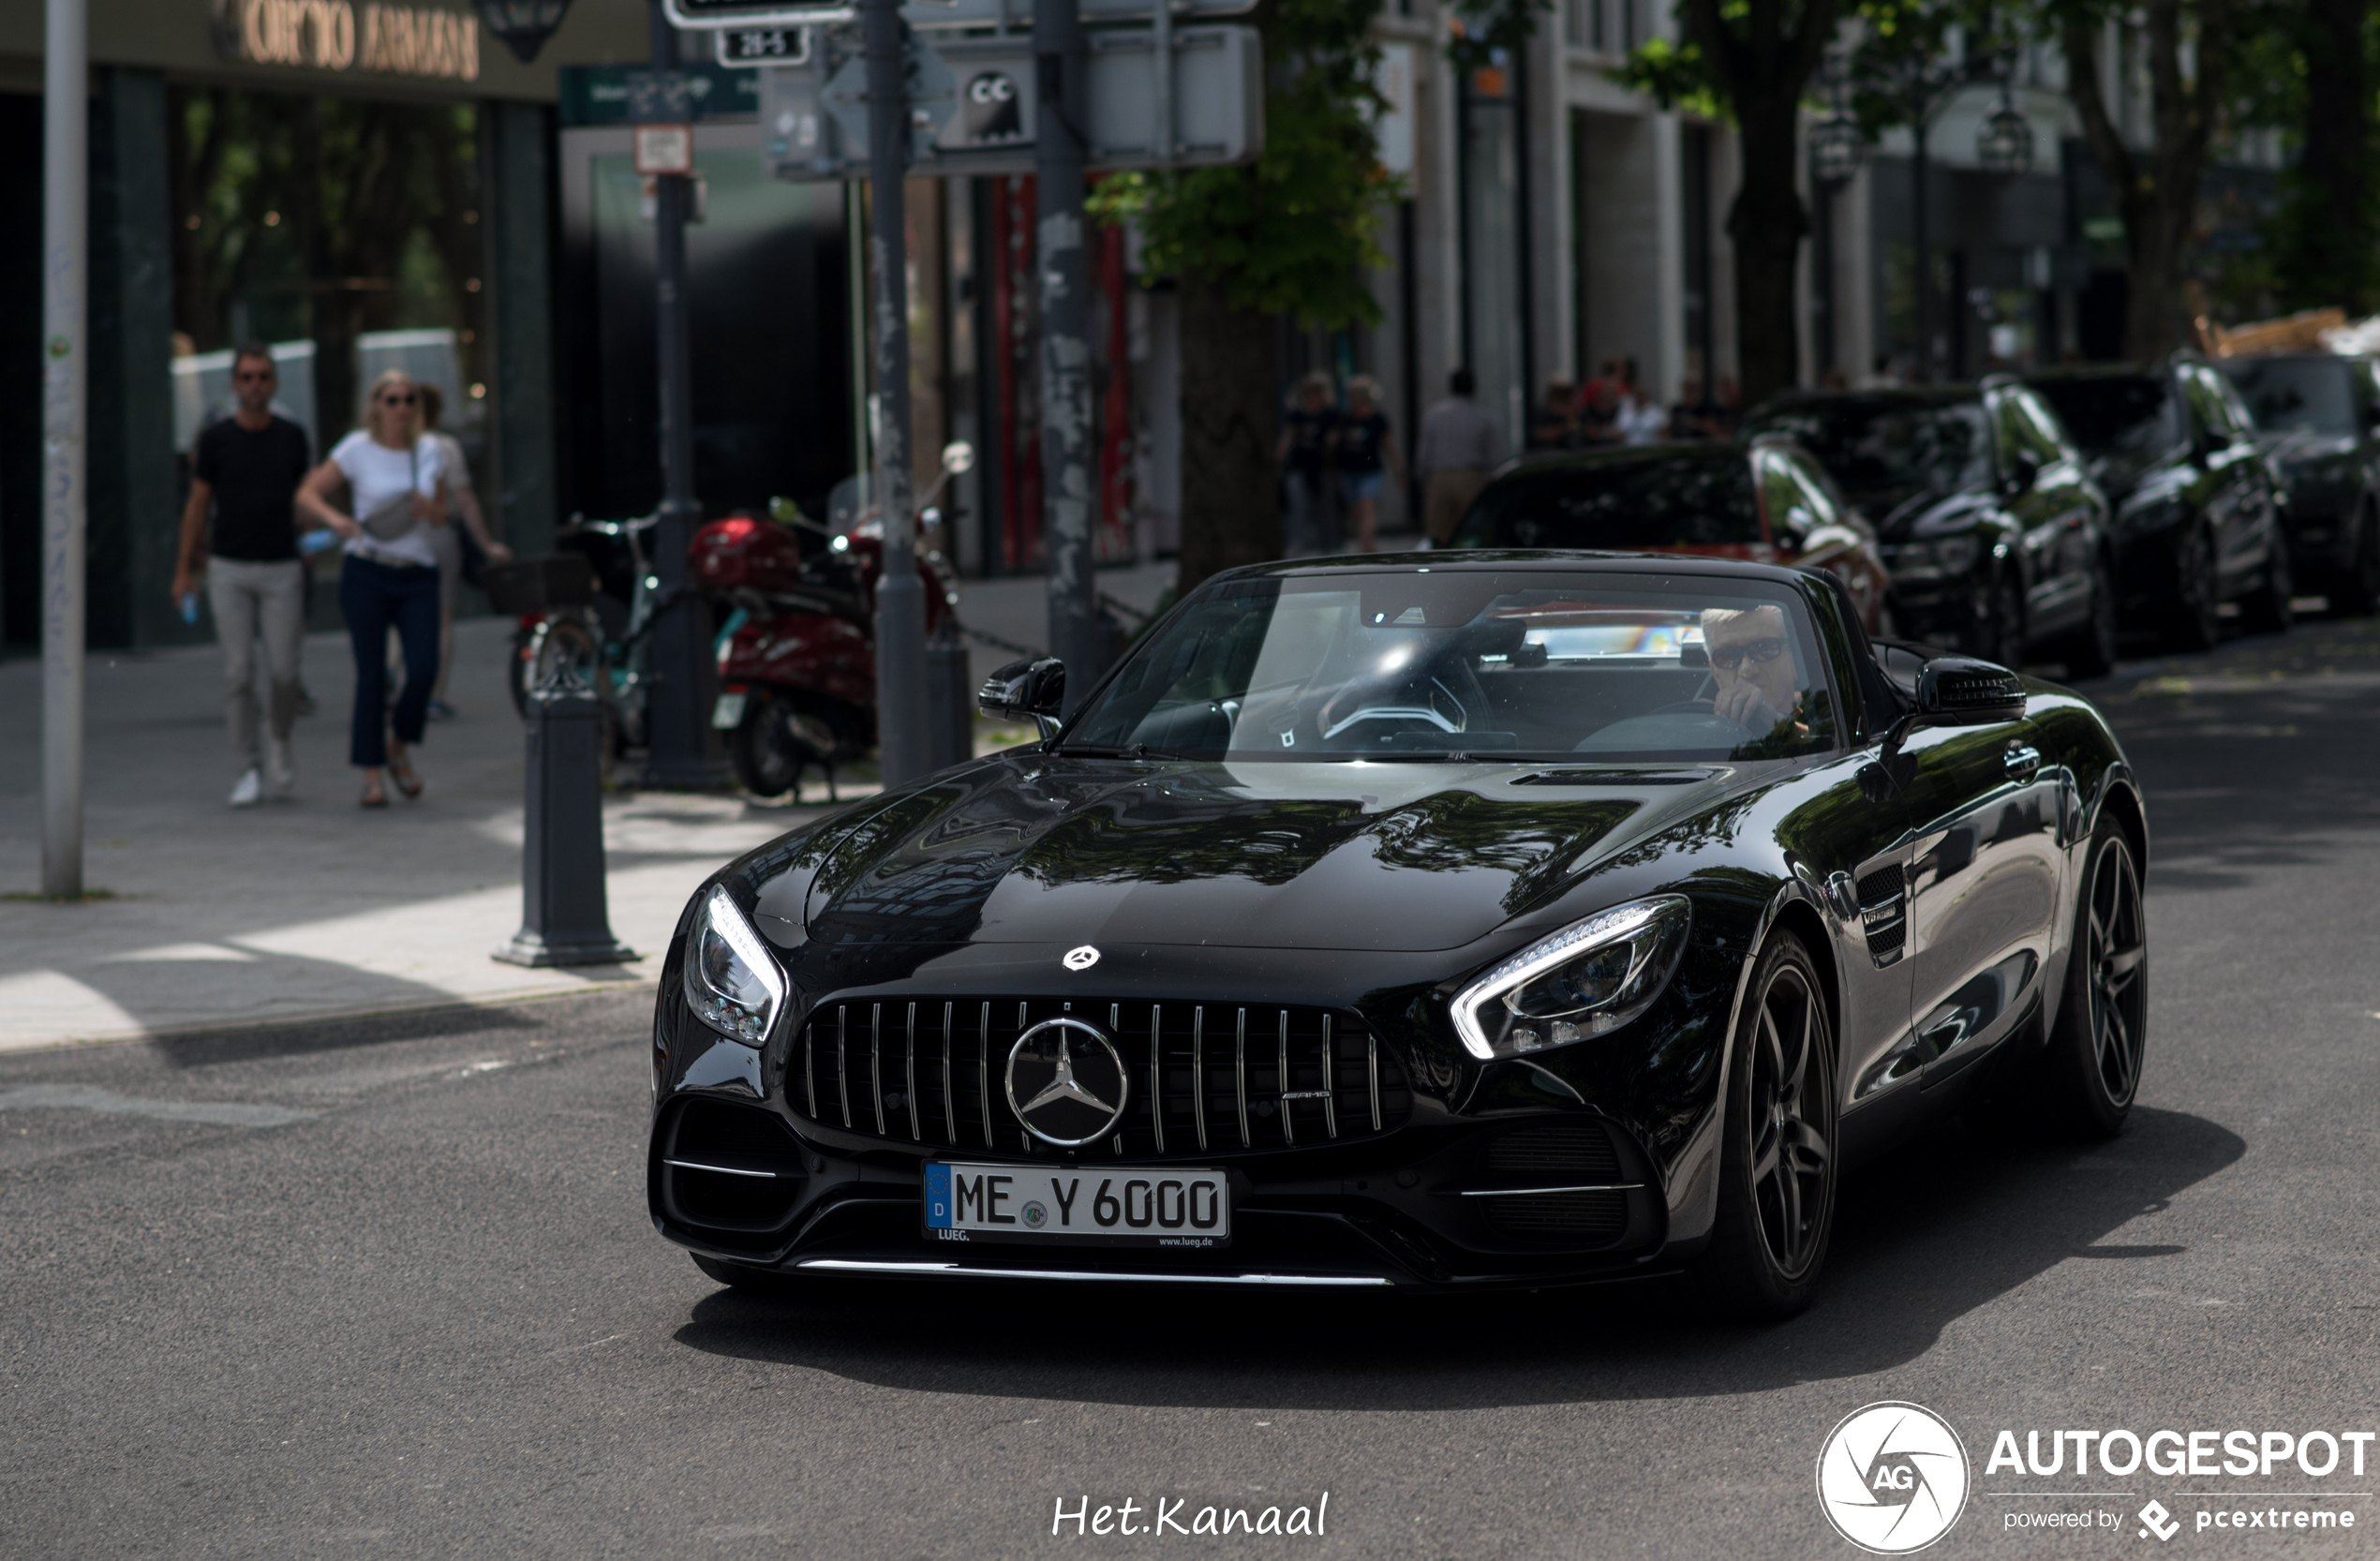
[1709, 636, 1788, 672]
[234, 369, 275, 382]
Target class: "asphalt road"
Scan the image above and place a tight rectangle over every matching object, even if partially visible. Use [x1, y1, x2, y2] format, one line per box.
[5, 615, 2379, 1560]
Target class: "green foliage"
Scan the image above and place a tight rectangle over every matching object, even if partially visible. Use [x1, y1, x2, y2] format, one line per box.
[1445, 0, 1555, 75]
[1609, 34, 1731, 119]
[1088, 0, 1401, 327]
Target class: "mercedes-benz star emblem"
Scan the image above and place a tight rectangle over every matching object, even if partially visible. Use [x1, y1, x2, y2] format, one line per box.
[1063, 944, 1100, 971]
[1005, 1018, 1130, 1147]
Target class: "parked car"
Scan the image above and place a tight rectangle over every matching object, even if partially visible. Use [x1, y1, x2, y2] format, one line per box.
[1446, 439, 1891, 631]
[2213, 351, 2380, 617]
[1742, 380, 2118, 676]
[2027, 360, 2295, 648]
[648, 552, 2149, 1318]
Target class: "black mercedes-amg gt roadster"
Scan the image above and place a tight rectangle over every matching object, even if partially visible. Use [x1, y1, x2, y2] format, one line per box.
[648, 553, 2149, 1317]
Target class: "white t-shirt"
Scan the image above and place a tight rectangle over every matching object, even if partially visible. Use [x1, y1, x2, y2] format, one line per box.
[331, 430, 447, 568]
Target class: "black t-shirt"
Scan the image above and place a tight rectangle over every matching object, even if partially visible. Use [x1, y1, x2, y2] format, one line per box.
[1336, 411, 1390, 474]
[1284, 407, 1338, 474]
[195, 415, 312, 562]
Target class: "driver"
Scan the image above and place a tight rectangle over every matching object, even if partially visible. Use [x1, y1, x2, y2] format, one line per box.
[1702, 604, 1808, 739]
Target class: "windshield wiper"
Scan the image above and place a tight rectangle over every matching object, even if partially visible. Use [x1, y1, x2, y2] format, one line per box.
[1053, 742, 1203, 760]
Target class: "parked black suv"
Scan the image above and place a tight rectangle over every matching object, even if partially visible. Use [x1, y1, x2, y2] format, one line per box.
[1741, 378, 2118, 675]
[2028, 360, 2295, 648]
[2213, 352, 2380, 617]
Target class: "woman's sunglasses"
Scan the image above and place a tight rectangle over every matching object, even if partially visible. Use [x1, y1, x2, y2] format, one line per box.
[1708, 636, 1787, 672]
[380, 394, 416, 406]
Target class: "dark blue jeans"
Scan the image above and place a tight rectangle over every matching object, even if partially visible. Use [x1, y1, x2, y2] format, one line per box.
[340, 555, 440, 768]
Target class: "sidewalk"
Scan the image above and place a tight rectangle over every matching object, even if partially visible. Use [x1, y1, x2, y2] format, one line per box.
[0, 558, 1183, 1054]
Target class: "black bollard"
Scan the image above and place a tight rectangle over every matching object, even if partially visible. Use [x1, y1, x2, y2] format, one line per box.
[494, 665, 636, 967]
[924, 626, 974, 773]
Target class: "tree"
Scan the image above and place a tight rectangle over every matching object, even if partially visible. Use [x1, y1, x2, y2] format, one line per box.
[2254, 0, 2375, 313]
[1619, 0, 1843, 408]
[2048, 0, 2239, 358]
[1093, 0, 1396, 594]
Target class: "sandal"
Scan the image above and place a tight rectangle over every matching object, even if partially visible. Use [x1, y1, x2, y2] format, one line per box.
[389, 757, 424, 800]
[360, 775, 389, 809]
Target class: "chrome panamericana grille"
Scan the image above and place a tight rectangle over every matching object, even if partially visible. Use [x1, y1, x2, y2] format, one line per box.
[795, 1000, 1411, 1158]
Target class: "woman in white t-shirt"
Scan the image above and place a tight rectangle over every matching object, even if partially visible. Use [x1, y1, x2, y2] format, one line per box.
[296, 369, 453, 808]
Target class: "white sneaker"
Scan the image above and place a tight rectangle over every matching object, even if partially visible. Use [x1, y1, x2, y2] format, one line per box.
[266, 738, 297, 796]
[229, 767, 263, 808]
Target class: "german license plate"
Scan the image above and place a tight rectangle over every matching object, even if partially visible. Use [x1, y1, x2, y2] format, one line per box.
[923, 1162, 1229, 1249]
[710, 691, 748, 730]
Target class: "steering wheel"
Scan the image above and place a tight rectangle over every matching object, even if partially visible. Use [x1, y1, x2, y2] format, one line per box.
[1649, 672, 1719, 716]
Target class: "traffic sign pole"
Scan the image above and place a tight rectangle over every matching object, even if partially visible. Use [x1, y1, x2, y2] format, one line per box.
[868, 0, 931, 786]
[1036, 0, 1102, 711]
[42, 0, 87, 900]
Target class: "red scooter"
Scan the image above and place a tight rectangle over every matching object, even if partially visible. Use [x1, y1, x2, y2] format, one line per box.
[690, 446, 969, 800]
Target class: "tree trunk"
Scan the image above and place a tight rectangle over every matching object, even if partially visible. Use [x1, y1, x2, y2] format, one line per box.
[1174, 274, 1280, 595]
[1727, 93, 1808, 408]
[2283, 0, 2373, 312]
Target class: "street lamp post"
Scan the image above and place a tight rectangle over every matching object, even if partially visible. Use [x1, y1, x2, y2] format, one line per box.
[1036, 0, 1100, 713]
[640, 0, 729, 789]
[866, 0, 930, 785]
[41, 0, 87, 900]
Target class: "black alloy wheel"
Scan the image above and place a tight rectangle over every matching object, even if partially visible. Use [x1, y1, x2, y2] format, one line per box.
[2335, 508, 2380, 617]
[2039, 819, 2149, 1137]
[2061, 557, 2120, 680]
[2239, 528, 2294, 635]
[2164, 526, 2223, 651]
[1688, 931, 1837, 1319]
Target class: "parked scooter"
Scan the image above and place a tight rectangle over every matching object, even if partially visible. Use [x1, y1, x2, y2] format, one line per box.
[692, 442, 973, 799]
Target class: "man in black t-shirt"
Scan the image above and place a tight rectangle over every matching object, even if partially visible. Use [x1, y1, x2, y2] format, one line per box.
[173, 346, 315, 806]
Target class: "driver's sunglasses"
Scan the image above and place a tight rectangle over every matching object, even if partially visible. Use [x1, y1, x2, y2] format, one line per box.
[380, 393, 416, 406]
[234, 369, 275, 383]
[1709, 636, 1787, 672]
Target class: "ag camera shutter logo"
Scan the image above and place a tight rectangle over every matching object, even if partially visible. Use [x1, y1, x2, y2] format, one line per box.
[1817, 1402, 1971, 1554]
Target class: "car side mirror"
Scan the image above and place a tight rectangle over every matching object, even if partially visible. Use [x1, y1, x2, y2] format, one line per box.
[1912, 656, 2027, 726]
[978, 656, 1066, 735]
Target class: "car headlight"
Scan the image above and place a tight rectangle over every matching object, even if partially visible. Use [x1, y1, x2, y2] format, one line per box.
[683, 885, 787, 1047]
[1450, 897, 1691, 1061]
[1887, 534, 1980, 579]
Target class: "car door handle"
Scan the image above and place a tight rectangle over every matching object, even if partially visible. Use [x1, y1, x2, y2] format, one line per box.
[2003, 743, 2043, 781]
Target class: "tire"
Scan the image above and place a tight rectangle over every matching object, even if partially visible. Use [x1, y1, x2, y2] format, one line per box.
[2163, 526, 2222, 652]
[2060, 558, 2120, 680]
[729, 691, 852, 800]
[2239, 528, 2294, 635]
[1686, 930, 1838, 1321]
[1972, 570, 2027, 670]
[2333, 508, 2380, 617]
[2035, 817, 2149, 1139]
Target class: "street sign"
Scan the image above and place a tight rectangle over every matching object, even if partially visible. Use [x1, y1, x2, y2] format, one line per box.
[666, 0, 1250, 32]
[716, 26, 811, 67]
[633, 123, 696, 175]
[762, 24, 1261, 178]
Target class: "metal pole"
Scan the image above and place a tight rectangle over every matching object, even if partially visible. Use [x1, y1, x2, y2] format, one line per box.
[869, 0, 930, 784]
[1911, 89, 1931, 383]
[1037, 0, 1099, 709]
[641, 0, 728, 788]
[42, 0, 86, 900]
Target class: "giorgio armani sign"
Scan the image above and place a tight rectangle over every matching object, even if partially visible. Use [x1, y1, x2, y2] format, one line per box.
[212, 0, 483, 82]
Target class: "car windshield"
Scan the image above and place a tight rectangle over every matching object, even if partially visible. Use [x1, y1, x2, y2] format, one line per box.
[1063, 570, 1837, 763]
[2217, 358, 2357, 436]
[2029, 376, 2181, 456]
[1746, 399, 1993, 497]
[1448, 456, 1761, 549]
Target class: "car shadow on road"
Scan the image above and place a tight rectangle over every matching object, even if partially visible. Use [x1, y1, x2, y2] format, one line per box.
[668, 1105, 2242, 1410]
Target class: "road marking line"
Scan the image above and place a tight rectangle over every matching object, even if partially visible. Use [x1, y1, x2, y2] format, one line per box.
[0, 1084, 316, 1127]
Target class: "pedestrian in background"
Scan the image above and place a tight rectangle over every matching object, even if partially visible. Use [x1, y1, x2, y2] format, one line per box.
[171, 345, 313, 808]
[1415, 367, 1502, 545]
[296, 369, 451, 809]
[1331, 375, 1405, 554]
[1530, 379, 1580, 450]
[1274, 371, 1339, 556]
[1614, 358, 1669, 445]
[416, 382, 512, 720]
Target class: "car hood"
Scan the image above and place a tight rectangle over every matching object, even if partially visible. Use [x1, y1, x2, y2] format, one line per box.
[2084, 449, 2176, 505]
[1871, 487, 1997, 542]
[767, 755, 1731, 953]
